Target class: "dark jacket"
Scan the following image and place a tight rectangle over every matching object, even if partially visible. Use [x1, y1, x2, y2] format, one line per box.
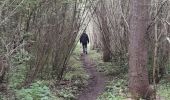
[80, 33, 89, 44]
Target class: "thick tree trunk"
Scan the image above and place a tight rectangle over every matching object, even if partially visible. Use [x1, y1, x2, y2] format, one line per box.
[102, 35, 111, 62]
[100, 1, 111, 62]
[128, 0, 151, 99]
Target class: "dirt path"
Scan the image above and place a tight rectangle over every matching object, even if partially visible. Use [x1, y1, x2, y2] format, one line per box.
[78, 54, 106, 100]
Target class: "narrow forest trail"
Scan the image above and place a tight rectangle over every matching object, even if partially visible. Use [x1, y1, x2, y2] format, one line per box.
[78, 54, 106, 100]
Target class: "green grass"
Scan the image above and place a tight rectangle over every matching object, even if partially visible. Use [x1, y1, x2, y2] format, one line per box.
[7, 50, 58, 100]
[73, 44, 170, 100]
[157, 65, 170, 100]
[15, 81, 58, 100]
[158, 80, 170, 100]
[89, 48, 128, 77]
[3, 43, 90, 100]
[53, 43, 90, 100]
[66, 43, 89, 83]
[98, 79, 127, 100]
[4, 43, 90, 100]
[65, 55, 89, 84]
[87, 48, 128, 99]
[89, 49, 102, 61]
[9, 49, 32, 89]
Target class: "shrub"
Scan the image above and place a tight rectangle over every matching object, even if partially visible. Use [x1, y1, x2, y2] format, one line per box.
[15, 81, 57, 100]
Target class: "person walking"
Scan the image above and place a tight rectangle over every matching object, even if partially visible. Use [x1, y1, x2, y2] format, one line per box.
[80, 31, 89, 54]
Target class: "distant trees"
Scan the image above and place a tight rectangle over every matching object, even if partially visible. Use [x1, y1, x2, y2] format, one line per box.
[88, 21, 102, 50]
[92, 0, 130, 63]
[151, 0, 170, 84]
[98, 0, 111, 62]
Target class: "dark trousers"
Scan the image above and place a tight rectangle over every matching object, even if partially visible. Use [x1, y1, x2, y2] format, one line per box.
[82, 43, 87, 54]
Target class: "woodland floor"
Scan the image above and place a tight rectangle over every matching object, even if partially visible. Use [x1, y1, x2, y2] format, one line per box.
[78, 54, 106, 100]
[1, 44, 169, 100]
[77, 53, 167, 100]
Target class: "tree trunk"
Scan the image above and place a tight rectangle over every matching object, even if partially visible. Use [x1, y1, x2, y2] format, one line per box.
[100, 1, 111, 62]
[0, 56, 7, 91]
[102, 35, 111, 62]
[0, 57, 4, 83]
[128, 0, 151, 99]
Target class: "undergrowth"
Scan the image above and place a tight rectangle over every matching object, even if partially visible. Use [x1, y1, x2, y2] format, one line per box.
[89, 49, 128, 77]
[90, 48, 170, 100]
[157, 64, 170, 99]
[158, 80, 170, 100]
[1, 43, 89, 100]
[54, 43, 89, 100]
[89, 49, 128, 100]
[4, 49, 59, 100]
[98, 79, 127, 100]
[15, 81, 57, 100]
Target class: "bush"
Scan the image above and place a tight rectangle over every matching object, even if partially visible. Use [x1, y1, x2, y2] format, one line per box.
[158, 80, 170, 100]
[9, 48, 33, 88]
[57, 87, 76, 100]
[98, 79, 127, 100]
[15, 81, 57, 100]
[98, 92, 125, 100]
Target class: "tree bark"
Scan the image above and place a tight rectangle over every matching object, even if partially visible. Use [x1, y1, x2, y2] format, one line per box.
[0, 56, 7, 91]
[102, 35, 111, 62]
[128, 0, 151, 99]
[0, 57, 4, 83]
[100, 1, 111, 62]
